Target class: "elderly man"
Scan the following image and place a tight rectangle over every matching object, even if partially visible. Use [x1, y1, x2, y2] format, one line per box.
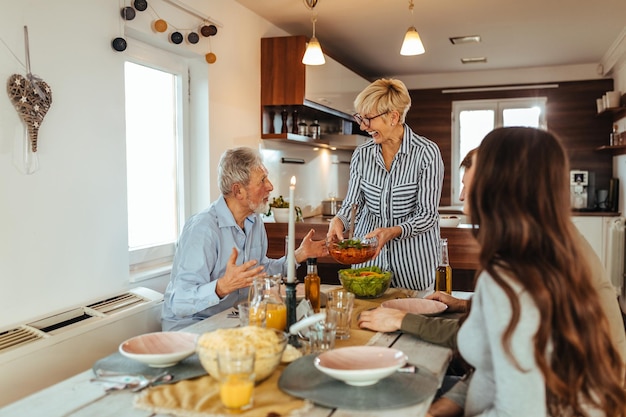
[162, 147, 327, 331]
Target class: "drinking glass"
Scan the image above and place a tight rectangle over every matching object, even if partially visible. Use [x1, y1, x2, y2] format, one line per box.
[217, 346, 256, 412]
[326, 289, 355, 340]
[237, 301, 267, 327]
[308, 308, 338, 352]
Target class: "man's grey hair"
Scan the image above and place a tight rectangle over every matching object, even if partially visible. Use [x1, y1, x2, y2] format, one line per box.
[218, 147, 265, 196]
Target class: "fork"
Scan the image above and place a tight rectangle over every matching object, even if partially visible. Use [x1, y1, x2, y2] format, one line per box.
[131, 371, 172, 392]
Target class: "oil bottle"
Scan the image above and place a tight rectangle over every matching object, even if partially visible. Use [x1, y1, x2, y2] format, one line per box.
[435, 238, 452, 294]
[305, 258, 321, 313]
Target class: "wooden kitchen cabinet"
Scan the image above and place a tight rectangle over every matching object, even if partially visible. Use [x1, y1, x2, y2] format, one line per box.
[261, 36, 306, 107]
[260, 36, 368, 148]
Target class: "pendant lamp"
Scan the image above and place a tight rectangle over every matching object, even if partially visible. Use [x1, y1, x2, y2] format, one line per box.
[400, 0, 425, 56]
[302, 0, 325, 65]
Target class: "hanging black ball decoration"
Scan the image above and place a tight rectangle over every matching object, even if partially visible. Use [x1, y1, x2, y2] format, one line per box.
[170, 31, 184, 44]
[112, 37, 127, 52]
[187, 32, 200, 44]
[133, 0, 148, 11]
[200, 24, 218, 37]
[120, 6, 136, 20]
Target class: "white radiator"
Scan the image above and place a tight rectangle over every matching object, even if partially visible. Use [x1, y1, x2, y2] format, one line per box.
[605, 217, 626, 313]
[0, 287, 163, 407]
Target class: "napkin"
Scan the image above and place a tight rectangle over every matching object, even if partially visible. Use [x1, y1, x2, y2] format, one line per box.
[134, 364, 311, 417]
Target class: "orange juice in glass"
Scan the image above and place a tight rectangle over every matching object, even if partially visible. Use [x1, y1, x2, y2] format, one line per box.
[219, 373, 254, 410]
[265, 303, 287, 331]
[217, 347, 255, 412]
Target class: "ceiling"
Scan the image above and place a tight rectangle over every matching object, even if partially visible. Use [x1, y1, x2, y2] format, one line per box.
[234, 0, 626, 80]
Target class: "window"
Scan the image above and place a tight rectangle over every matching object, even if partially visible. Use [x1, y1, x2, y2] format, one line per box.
[124, 46, 187, 279]
[451, 98, 547, 205]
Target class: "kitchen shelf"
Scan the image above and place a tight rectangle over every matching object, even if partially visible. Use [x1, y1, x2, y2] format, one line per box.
[595, 144, 626, 156]
[598, 106, 626, 119]
[263, 132, 326, 144]
[596, 91, 626, 120]
[262, 132, 366, 151]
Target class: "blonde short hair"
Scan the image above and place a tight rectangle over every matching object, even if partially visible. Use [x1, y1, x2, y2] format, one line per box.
[353, 78, 411, 124]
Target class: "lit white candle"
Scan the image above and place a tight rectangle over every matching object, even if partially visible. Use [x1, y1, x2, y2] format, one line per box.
[287, 176, 296, 283]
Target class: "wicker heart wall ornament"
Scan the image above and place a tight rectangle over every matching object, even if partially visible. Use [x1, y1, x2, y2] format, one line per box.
[7, 73, 52, 152]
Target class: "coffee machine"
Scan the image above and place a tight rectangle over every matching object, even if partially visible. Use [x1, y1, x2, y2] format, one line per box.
[570, 170, 588, 209]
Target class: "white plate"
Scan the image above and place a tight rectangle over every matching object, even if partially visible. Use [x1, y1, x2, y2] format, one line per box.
[119, 332, 197, 368]
[314, 346, 407, 386]
[381, 298, 448, 316]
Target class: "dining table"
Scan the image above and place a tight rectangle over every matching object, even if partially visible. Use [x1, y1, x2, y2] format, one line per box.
[0, 285, 459, 417]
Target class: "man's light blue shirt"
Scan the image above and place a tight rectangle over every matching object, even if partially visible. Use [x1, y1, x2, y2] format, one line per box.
[162, 195, 286, 331]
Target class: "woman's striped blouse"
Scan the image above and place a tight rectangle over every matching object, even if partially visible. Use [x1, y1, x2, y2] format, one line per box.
[336, 125, 444, 290]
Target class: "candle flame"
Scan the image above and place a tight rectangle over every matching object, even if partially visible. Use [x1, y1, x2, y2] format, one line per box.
[290, 176, 296, 186]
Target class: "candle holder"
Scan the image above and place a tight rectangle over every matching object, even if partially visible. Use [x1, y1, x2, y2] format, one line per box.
[284, 280, 300, 347]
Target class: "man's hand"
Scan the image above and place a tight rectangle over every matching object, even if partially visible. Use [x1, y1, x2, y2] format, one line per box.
[357, 307, 407, 332]
[215, 248, 264, 298]
[425, 291, 468, 313]
[295, 229, 328, 263]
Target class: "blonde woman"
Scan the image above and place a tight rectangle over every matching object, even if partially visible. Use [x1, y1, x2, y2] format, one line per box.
[327, 78, 444, 291]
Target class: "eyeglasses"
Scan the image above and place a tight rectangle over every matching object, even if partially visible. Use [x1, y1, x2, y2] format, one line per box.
[353, 111, 389, 128]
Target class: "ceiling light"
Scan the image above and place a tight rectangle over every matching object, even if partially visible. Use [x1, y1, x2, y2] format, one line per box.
[302, 34, 325, 65]
[400, 0, 425, 56]
[302, 0, 325, 65]
[461, 57, 487, 64]
[449, 35, 481, 45]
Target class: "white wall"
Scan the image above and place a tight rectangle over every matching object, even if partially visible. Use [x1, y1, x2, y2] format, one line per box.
[0, 0, 291, 330]
[0, 0, 130, 329]
[260, 142, 353, 216]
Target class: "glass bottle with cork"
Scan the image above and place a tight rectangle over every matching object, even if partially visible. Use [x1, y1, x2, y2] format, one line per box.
[610, 124, 619, 146]
[435, 238, 452, 294]
[305, 258, 321, 313]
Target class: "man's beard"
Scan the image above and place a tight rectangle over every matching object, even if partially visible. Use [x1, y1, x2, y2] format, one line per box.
[249, 200, 268, 215]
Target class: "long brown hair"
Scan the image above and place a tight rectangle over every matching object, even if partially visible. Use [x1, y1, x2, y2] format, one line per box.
[469, 127, 625, 416]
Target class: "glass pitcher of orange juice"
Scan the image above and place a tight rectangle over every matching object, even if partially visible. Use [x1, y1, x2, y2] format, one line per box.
[249, 274, 287, 331]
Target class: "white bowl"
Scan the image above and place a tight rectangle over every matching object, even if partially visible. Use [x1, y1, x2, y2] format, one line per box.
[439, 215, 461, 228]
[314, 346, 407, 386]
[381, 298, 448, 316]
[196, 327, 289, 382]
[272, 207, 290, 223]
[119, 332, 197, 368]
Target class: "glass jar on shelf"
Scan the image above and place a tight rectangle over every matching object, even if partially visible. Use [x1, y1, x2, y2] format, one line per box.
[309, 120, 321, 140]
[297, 120, 308, 136]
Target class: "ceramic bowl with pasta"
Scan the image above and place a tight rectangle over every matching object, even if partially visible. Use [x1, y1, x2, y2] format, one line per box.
[196, 326, 288, 382]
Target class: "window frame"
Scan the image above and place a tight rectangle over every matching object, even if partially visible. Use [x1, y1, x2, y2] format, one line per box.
[124, 41, 189, 281]
[450, 97, 547, 205]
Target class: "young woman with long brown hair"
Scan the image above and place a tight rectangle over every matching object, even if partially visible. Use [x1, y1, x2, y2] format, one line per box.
[428, 127, 626, 416]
